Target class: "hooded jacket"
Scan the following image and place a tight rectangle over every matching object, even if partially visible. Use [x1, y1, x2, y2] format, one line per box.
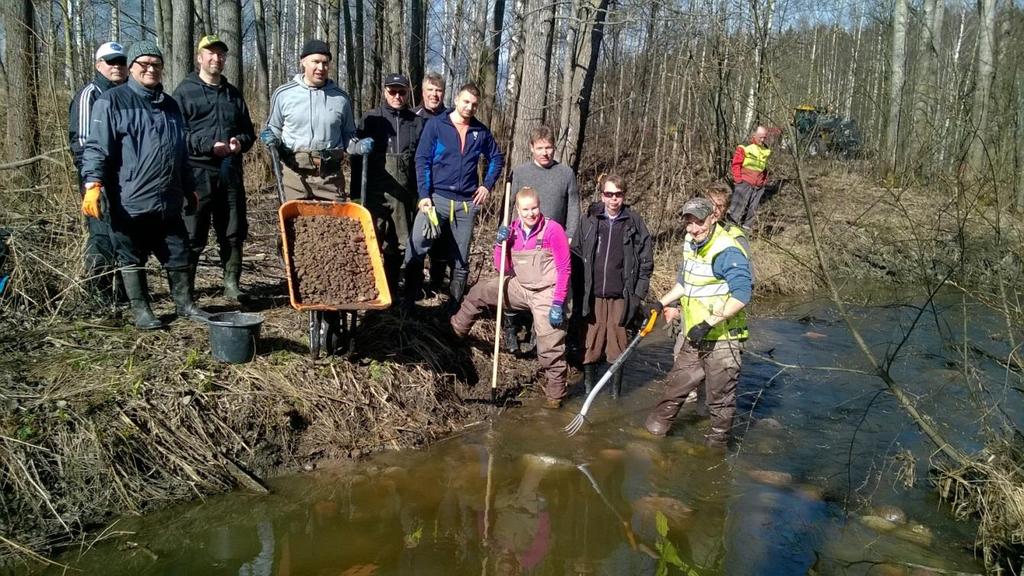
[414, 112, 503, 201]
[266, 74, 356, 152]
[576, 202, 654, 327]
[171, 71, 255, 171]
[81, 78, 193, 218]
[68, 71, 120, 172]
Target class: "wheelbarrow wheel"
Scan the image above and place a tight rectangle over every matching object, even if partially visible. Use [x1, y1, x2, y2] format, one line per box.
[309, 310, 324, 359]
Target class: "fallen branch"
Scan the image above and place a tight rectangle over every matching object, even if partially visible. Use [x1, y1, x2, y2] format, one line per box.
[0, 149, 67, 171]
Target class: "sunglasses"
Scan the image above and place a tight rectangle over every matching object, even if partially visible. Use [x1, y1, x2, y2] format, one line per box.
[134, 61, 164, 71]
[104, 58, 127, 66]
[385, 88, 408, 96]
[602, 191, 624, 198]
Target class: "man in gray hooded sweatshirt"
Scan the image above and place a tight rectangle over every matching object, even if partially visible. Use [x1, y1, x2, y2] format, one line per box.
[263, 39, 358, 200]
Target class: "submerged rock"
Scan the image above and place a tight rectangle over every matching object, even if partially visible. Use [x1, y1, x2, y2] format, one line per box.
[893, 523, 934, 547]
[858, 515, 899, 533]
[632, 495, 693, 528]
[746, 469, 794, 486]
[756, 417, 784, 430]
[871, 504, 908, 525]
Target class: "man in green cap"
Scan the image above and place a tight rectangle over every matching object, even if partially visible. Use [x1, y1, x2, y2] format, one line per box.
[80, 40, 207, 330]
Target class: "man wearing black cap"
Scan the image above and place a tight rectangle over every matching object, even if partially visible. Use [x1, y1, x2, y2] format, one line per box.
[262, 39, 357, 201]
[80, 40, 207, 330]
[172, 34, 255, 301]
[68, 41, 127, 303]
[351, 73, 423, 295]
[644, 197, 752, 448]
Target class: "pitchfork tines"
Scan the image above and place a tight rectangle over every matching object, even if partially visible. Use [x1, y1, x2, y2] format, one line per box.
[564, 413, 588, 436]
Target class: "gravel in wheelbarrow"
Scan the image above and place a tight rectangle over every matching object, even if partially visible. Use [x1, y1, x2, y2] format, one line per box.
[286, 215, 378, 306]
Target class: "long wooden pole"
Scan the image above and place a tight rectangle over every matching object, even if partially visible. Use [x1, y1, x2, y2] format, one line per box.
[490, 182, 513, 403]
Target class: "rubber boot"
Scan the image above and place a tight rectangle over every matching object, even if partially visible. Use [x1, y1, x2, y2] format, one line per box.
[402, 263, 424, 313]
[447, 269, 468, 315]
[222, 246, 244, 301]
[167, 268, 210, 322]
[384, 253, 403, 297]
[609, 370, 623, 399]
[645, 399, 684, 436]
[121, 267, 162, 330]
[582, 364, 597, 394]
[502, 311, 519, 354]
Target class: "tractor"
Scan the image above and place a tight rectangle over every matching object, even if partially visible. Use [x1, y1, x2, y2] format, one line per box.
[791, 105, 863, 159]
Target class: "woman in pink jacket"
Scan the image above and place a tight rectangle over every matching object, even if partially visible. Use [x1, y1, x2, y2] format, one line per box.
[450, 186, 572, 408]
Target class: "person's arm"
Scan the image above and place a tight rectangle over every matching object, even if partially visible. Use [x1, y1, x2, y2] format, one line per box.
[414, 121, 436, 202]
[633, 215, 655, 300]
[708, 247, 752, 324]
[341, 96, 357, 147]
[731, 145, 745, 182]
[493, 225, 515, 274]
[81, 97, 116, 184]
[481, 130, 504, 191]
[565, 170, 580, 242]
[69, 86, 97, 165]
[173, 84, 213, 157]
[266, 87, 286, 140]
[548, 221, 572, 304]
[234, 90, 256, 153]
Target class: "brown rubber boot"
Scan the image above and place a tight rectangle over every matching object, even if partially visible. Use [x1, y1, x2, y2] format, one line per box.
[645, 399, 684, 436]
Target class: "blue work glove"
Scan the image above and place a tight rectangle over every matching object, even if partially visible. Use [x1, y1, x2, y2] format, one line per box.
[496, 225, 511, 244]
[357, 137, 374, 155]
[259, 127, 278, 148]
[548, 303, 564, 328]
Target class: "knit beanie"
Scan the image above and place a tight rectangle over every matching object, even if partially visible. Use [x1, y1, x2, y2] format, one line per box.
[299, 39, 331, 60]
[127, 40, 164, 65]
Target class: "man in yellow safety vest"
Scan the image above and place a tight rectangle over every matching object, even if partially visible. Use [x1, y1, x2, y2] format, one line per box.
[728, 126, 771, 229]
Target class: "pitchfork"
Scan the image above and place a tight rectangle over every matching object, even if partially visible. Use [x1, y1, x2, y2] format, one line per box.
[564, 310, 659, 436]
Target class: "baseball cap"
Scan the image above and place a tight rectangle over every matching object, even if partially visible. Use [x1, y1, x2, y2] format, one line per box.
[197, 35, 228, 52]
[680, 197, 713, 220]
[384, 73, 410, 88]
[95, 42, 126, 62]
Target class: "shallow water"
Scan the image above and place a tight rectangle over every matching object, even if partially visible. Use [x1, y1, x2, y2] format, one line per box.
[41, 295, 1005, 575]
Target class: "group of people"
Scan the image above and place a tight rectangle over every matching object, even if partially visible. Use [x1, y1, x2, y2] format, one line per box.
[68, 33, 768, 447]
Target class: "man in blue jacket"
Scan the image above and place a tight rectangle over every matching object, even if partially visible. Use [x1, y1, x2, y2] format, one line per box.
[80, 41, 207, 330]
[408, 83, 504, 309]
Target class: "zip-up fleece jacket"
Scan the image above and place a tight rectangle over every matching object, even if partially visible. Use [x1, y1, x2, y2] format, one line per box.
[576, 202, 654, 327]
[351, 104, 424, 198]
[68, 72, 120, 173]
[266, 74, 356, 152]
[81, 78, 193, 217]
[493, 215, 571, 305]
[172, 72, 255, 171]
[415, 113, 504, 201]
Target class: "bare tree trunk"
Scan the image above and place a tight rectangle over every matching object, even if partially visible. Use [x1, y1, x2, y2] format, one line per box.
[253, 0, 271, 108]
[217, 0, 242, 89]
[509, 0, 555, 167]
[343, 0, 358, 97]
[111, 0, 121, 39]
[270, 0, 282, 88]
[966, 0, 996, 176]
[371, 0, 384, 107]
[842, 5, 862, 119]
[170, 0, 195, 91]
[447, 0, 466, 88]
[502, 0, 525, 139]
[408, 0, 425, 91]
[742, 0, 774, 133]
[387, 0, 403, 74]
[328, 0, 341, 81]
[62, 0, 76, 88]
[355, 0, 365, 106]
[909, 0, 944, 175]
[885, 0, 908, 178]
[4, 0, 39, 181]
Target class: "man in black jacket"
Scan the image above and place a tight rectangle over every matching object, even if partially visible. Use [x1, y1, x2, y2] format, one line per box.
[353, 73, 423, 296]
[576, 174, 654, 398]
[172, 35, 256, 301]
[81, 41, 207, 330]
[68, 41, 127, 302]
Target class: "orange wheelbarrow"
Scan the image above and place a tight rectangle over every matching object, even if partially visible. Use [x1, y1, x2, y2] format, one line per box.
[278, 200, 392, 358]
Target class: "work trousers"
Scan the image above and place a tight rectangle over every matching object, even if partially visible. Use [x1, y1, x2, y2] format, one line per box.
[109, 210, 191, 270]
[728, 181, 765, 229]
[652, 337, 743, 444]
[408, 195, 477, 276]
[365, 186, 416, 259]
[584, 297, 628, 364]
[451, 277, 567, 399]
[184, 164, 248, 265]
[281, 162, 346, 202]
[77, 175, 118, 289]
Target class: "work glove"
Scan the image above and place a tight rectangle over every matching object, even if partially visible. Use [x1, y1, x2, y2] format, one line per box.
[259, 127, 279, 148]
[548, 303, 564, 328]
[647, 300, 664, 320]
[346, 138, 374, 155]
[423, 208, 441, 240]
[686, 320, 713, 346]
[82, 182, 103, 219]
[185, 190, 199, 216]
[496, 225, 511, 244]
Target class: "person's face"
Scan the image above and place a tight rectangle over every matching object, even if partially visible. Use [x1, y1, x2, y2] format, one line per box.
[384, 84, 409, 109]
[96, 57, 127, 83]
[685, 213, 713, 243]
[454, 90, 478, 121]
[753, 128, 769, 146]
[131, 57, 163, 88]
[301, 54, 331, 86]
[517, 195, 540, 228]
[602, 182, 624, 214]
[709, 196, 727, 222]
[197, 46, 226, 77]
[530, 139, 555, 168]
[422, 80, 444, 110]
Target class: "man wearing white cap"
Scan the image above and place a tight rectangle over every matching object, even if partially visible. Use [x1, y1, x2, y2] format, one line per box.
[68, 41, 127, 303]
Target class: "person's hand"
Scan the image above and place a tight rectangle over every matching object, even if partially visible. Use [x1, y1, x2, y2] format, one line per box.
[496, 225, 511, 244]
[663, 306, 680, 324]
[648, 300, 664, 319]
[82, 182, 103, 219]
[686, 321, 713, 346]
[259, 127, 278, 148]
[228, 137, 242, 154]
[472, 186, 489, 205]
[548, 303, 564, 328]
[212, 141, 230, 157]
[357, 138, 374, 155]
[418, 198, 433, 213]
[185, 190, 199, 215]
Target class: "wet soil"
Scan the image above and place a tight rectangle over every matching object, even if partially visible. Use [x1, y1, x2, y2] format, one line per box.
[287, 215, 378, 305]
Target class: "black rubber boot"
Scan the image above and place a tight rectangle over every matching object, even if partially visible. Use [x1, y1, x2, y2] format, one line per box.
[609, 370, 623, 399]
[583, 364, 597, 394]
[222, 246, 244, 301]
[447, 269, 468, 315]
[502, 311, 519, 354]
[121, 267, 162, 330]
[167, 268, 210, 322]
[402, 263, 424, 313]
[384, 253, 403, 297]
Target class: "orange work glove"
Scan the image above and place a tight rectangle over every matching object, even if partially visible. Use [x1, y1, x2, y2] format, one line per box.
[82, 182, 103, 219]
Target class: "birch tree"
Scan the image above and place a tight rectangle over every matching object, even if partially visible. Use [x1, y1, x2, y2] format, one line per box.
[3, 0, 39, 181]
[508, 0, 555, 167]
[885, 0, 908, 178]
[217, 0, 242, 88]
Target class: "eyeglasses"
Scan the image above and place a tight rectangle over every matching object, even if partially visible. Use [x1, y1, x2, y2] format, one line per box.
[602, 191, 624, 198]
[385, 88, 408, 96]
[104, 58, 127, 66]
[134, 61, 163, 71]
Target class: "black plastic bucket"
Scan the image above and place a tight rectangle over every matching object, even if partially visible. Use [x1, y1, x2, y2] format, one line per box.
[207, 312, 264, 364]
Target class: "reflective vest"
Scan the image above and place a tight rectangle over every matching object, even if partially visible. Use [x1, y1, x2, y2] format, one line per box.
[740, 143, 771, 173]
[680, 224, 749, 341]
[720, 222, 748, 254]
